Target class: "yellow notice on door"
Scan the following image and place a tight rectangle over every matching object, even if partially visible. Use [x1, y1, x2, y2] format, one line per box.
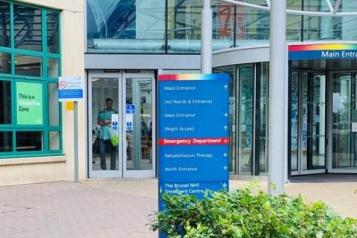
[65, 101, 74, 111]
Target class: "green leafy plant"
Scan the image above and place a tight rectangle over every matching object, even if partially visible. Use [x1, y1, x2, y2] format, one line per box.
[150, 182, 357, 238]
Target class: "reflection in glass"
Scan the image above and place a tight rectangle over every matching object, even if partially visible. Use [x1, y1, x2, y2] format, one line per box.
[302, 73, 326, 170]
[48, 83, 60, 126]
[235, 7, 269, 47]
[238, 64, 254, 174]
[0, 52, 11, 74]
[291, 72, 326, 173]
[256, 63, 269, 173]
[242, 0, 267, 5]
[310, 74, 325, 169]
[287, 15, 302, 41]
[167, 0, 233, 53]
[47, 11, 59, 53]
[332, 73, 357, 169]
[301, 73, 308, 170]
[49, 131, 60, 150]
[126, 78, 152, 170]
[290, 72, 299, 171]
[0, 131, 12, 152]
[0, 81, 11, 124]
[87, 0, 165, 53]
[0, 1, 10, 48]
[15, 55, 42, 77]
[14, 4, 42, 51]
[16, 131, 42, 151]
[48, 59, 59, 78]
[91, 78, 119, 171]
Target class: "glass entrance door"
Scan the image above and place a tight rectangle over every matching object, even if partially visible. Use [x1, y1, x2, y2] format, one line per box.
[123, 73, 155, 177]
[89, 71, 155, 178]
[290, 72, 326, 175]
[89, 74, 122, 178]
[328, 72, 357, 172]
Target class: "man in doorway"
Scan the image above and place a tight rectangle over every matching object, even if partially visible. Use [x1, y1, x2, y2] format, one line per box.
[97, 98, 118, 170]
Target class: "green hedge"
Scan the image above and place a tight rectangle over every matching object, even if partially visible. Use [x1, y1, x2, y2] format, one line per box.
[151, 182, 357, 238]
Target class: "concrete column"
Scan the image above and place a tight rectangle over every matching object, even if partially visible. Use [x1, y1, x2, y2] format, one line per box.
[201, 0, 212, 74]
[268, 0, 286, 195]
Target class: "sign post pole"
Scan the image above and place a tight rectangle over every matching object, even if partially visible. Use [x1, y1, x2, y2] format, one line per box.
[58, 76, 84, 183]
[74, 101, 79, 183]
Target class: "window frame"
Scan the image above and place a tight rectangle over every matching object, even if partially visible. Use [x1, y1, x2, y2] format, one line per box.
[0, 0, 62, 158]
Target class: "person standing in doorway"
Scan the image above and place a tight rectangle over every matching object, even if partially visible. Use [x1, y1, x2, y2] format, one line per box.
[97, 98, 118, 170]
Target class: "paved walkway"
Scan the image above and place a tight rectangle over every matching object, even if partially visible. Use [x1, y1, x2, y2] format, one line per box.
[0, 181, 157, 238]
[0, 175, 356, 238]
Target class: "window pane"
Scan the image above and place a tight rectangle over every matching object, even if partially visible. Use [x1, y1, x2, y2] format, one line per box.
[167, 0, 233, 53]
[287, 0, 302, 10]
[15, 55, 42, 77]
[0, 1, 10, 48]
[0, 80, 11, 124]
[212, 1, 234, 50]
[14, 4, 42, 51]
[0, 52, 11, 74]
[238, 64, 254, 175]
[47, 11, 59, 53]
[0, 131, 12, 152]
[287, 15, 302, 41]
[48, 83, 59, 126]
[87, 0, 165, 53]
[235, 7, 270, 47]
[48, 59, 59, 78]
[16, 131, 42, 151]
[49, 131, 60, 150]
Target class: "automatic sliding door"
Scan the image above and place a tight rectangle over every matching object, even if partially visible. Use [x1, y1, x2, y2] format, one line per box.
[304, 73, 326, 171]
[290, 71, 299, 172]
[124, 74, 155, 177]
[238, 65, 254, 175]
[331, 73, 357, 171]
[290, 72, 326, 175]
[237, 63, 269, 176]
[89, 75, 122, 178]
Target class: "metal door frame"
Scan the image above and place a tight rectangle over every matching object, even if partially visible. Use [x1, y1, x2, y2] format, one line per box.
[327, 71, 357, 173]
[291, 70, 326, 175]
[88, 71, 124, 178]
[122, 71, 156, 178]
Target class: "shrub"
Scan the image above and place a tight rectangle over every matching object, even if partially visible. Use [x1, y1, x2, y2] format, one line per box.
[150, 182, 357, 238]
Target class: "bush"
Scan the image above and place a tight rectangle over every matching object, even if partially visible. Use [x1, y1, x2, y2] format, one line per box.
[150, 182, 357, 238]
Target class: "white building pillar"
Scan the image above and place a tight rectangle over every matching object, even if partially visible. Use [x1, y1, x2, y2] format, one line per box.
[268, 0, 286, 195]
[201, 0, 212, 74]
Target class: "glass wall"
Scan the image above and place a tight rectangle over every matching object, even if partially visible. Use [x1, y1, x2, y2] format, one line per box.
[0, 1, 61, 158]
[332, 73, 357, 169]
[214, 62, 269, 175]
[87, 0, 166, 53]
[166, 0, 234, 53]
[87, 0, 357, 53]
[235, 7, 270, 47]
[87, 0, 234, 53]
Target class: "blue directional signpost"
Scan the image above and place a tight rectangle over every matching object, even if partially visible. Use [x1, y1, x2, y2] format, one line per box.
[158, 73, 230, 236]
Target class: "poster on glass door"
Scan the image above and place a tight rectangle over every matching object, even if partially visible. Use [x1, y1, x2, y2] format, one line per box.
[126, 104, 135, 132]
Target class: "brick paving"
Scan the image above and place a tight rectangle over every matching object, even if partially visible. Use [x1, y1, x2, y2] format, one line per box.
[0, 175, 356, 238]
[0, 181, 157, 238]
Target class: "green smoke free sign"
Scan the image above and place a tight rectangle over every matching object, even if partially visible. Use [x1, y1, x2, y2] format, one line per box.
[16, 82, 43, 125]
